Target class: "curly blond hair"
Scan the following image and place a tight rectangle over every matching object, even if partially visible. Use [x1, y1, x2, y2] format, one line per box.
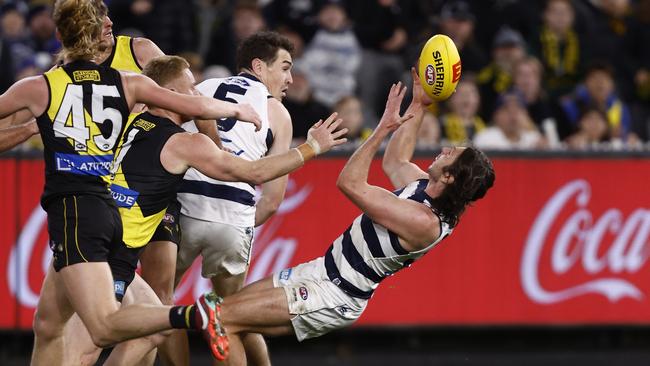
[53, 0, 107, 62]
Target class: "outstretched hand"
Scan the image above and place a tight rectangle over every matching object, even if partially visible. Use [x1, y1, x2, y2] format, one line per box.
[235, 103, 262, 131]
[410, 66, 433, 108]
[306, 112, 348, 154]
[377, 82, 414, 132]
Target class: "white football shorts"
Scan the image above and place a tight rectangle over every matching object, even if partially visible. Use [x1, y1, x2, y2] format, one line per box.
[273, 257, 368, 341]
[176, 214, 253, 278]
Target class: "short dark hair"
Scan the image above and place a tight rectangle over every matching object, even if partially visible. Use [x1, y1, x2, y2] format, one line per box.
[585, 60, 614, 78]
[236, 31, 294, 71]
[431, 147, 495, 227]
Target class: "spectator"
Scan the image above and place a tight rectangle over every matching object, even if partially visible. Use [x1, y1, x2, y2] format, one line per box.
[277, 25, 306, 59]
[108, 0, 198, 54]
[348, 0, 407, 125]
[559, 61, 633, 140]
[299, 0, 361, 107]
[1, 2, 34, 75]
[512, 56, 560, 147]
[263, 0, 320, 42]
[530, 0, 587, 99]
[583, 0, 637, 99]
[333, 95, 371, 144]
[633, 0, 650, 104]
[283, 70, 331, 140]
[566, 107, 611, 150]
[477, 26, 527, 120]
[26, 5, 59, 56]
[206, 1, 266, 74]
[439, 78, 486, 145]
[474, 92, 543, 150]
[437, 0, 487, 73]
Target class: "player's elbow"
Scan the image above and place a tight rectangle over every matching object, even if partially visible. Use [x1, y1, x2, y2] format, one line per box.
[381, 158, 395, 176]
[246, 170, 266, 186]
[336, 174, 356, 195]
[382, 155, 403, 177]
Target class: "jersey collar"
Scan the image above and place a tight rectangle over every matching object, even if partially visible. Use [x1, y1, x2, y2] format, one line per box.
[238, 72, 261, 83]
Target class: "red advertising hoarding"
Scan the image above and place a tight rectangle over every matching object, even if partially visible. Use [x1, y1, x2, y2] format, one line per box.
[2, 156, 650, 329]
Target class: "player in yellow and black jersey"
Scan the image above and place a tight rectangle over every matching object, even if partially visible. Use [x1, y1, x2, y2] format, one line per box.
[101, 35, 147, 73]
[39, 61, 129, 208]
[107, 110, 185, 302]
[0, 1, 264, 365]
[111, 112, 185, 248]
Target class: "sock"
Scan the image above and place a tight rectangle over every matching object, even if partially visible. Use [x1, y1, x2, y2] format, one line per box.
[169, 305, 198, 329]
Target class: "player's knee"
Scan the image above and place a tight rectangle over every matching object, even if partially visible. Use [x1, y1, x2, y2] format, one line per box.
[32, 310, 62, 340]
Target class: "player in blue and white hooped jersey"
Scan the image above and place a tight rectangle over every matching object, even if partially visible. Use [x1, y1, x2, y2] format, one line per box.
[205, 69, 495, 354]
[171, 32, 297, 365]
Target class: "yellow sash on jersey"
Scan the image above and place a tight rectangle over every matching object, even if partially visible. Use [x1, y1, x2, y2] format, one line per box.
[110, 36, 142, 73]
[110, 113, 165, 248]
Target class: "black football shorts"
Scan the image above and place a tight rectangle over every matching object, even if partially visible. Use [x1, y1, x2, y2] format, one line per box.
[46, 194, 122, 272]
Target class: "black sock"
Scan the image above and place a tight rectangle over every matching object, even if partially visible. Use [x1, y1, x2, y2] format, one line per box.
[169, 305, 198, 329]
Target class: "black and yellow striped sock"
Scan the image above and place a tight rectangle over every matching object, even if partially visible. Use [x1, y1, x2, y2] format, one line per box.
[169, 305, 198, 329]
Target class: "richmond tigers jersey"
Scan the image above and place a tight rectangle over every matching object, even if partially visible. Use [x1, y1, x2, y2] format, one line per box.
[37, 60, 130, 206]
[110, 112, 184, 248]
[101, 35, 142, 73]
[324, 179, 453, 299]
[178, 73, 273, 227]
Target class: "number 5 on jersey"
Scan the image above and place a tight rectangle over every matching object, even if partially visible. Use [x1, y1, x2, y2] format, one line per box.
[53, 84, 124, 152]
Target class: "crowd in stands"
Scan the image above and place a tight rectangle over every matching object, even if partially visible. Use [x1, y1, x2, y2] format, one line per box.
[1, 0, 649, 151]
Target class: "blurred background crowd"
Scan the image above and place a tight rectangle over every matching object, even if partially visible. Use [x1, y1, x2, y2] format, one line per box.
[1, 0, 649, 151]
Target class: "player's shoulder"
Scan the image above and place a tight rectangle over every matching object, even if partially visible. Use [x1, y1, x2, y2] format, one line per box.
[195, 77, 227, 96]
[165, 131, 209, 153]
[268, 97, 291, 123]
[130, 36, 164, 67]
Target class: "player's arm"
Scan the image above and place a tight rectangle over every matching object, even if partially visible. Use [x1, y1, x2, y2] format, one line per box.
[255, 99, 293, 226]
[382, 67, 432, 189]
[194, 119, 223, 148]
[0, 108, 35, 129]
[0, 77, 47, 152]
[162, 112, 346, 184]
[132, 37, 165, 68]
[122, 72, 262, 129]
[0, 120, 39, 152]
[337, 83, 439, 250]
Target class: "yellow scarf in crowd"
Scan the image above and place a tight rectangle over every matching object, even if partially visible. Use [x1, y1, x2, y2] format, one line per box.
[540, 26, 579, 76]
[442, 113, 486, 144]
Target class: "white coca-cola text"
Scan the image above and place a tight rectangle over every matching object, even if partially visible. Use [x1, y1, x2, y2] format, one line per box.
[521, 179, 649, 304]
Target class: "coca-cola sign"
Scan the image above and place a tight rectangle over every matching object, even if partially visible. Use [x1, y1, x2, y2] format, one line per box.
[2, 157, 650, 329]
[522, 179, 648, 304]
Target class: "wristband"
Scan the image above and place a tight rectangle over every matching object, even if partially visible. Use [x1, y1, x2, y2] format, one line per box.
[305, 135, 322, 155]
[295, 143, 316, 163]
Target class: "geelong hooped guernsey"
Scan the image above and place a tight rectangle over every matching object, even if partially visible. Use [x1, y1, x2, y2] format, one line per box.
[324, 179, 453, 299]
[110, 112, 185, 248]
[101, 35, 143, 73]
[37, 60, 130, 206]
[177, 73, 272, 227]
